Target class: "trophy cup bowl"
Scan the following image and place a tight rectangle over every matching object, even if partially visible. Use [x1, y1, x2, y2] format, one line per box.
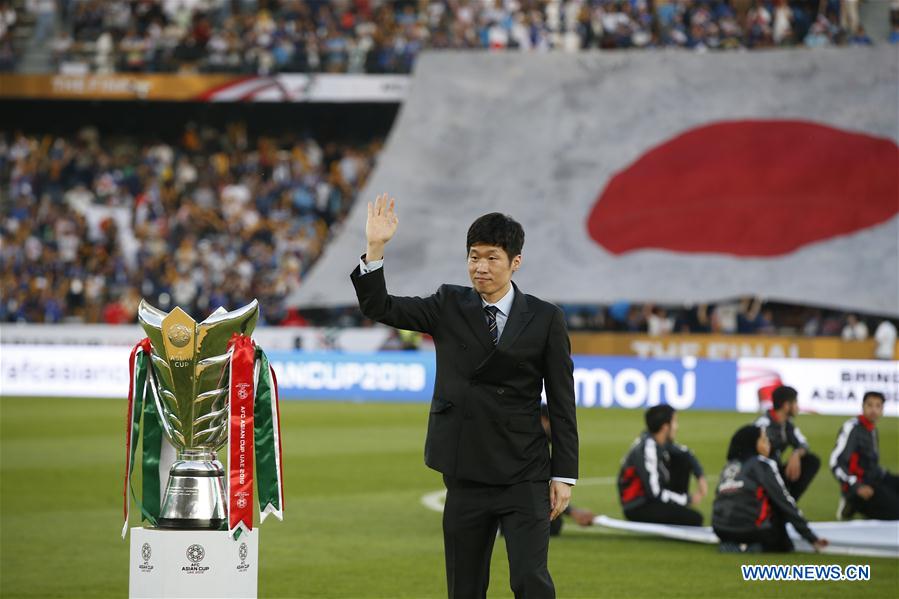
[138, 299, 259, 529]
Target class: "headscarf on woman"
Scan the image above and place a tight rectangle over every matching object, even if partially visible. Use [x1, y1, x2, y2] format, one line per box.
[726, 425, 762, 462]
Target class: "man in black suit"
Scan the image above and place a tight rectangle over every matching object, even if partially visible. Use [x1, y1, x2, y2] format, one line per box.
[351, 195, 578, 599]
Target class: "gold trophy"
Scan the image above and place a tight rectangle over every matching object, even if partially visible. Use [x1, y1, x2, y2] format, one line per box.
[137, 300, 258, 529]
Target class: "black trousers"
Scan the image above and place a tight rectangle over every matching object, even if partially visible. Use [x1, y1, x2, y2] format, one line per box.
[714, 510, 794, 553]
[849, 472, 899, 520]
[442, 475, 554, 599]
[623, 449, 703, 526]
[780, 452, 820, 501]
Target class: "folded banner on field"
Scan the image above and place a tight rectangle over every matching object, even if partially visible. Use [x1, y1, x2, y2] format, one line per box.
[592, 515, 899, 559]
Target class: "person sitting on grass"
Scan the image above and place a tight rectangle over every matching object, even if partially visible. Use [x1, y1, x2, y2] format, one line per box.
[830, 391, 899, 520]
[753, 385, 820, 502]
[618, 405, 707, 526]
[713, 425, 828, 553]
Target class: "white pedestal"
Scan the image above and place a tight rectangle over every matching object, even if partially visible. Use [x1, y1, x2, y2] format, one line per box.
[129, 528, 258, 599]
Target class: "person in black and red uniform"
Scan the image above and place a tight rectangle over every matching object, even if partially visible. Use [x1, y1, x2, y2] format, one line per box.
[830, 391, 899, 520]
[617, 405, 707, 526]
[712, 425, 828, 552]
[753, 385, 820, 502]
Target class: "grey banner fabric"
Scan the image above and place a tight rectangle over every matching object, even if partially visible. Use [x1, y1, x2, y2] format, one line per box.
[292, 49, 898, 315]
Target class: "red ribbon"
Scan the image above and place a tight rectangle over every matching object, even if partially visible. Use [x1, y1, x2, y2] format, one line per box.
[124, 338, 152, 524]
[228, 334, 256, 533]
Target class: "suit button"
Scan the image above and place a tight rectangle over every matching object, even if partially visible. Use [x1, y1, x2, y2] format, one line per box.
[464, 411, 473, 419]
[459, 343, 467, 350]
[497, 388, 505, 395]
[470, 381, 478, 387]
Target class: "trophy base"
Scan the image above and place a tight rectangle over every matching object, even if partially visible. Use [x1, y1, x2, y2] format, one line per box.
[129, 527, 258, 598]
[157, 517, 226, 530]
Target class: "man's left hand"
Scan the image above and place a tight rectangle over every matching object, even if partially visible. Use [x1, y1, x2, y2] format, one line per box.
[691, 476, 709, 506]
[785, 453, 802, 481]
[549, 481, 572, 521]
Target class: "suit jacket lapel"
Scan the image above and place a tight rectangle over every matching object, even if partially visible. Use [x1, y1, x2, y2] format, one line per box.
[460, 288, 495, 352]
[495, 283, 533, 351]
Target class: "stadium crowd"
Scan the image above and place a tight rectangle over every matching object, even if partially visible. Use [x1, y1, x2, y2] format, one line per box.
[1, 126, 380, 324]
[1, 0, 895, 74]
[2, 123, 895, 341]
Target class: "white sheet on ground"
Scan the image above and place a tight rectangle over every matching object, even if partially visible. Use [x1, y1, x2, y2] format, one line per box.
[591, 515, 899, 558]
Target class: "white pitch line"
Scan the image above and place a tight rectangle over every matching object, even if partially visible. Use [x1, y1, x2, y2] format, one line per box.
[420, 476, 619, 513]
[420, 489, 447, 513]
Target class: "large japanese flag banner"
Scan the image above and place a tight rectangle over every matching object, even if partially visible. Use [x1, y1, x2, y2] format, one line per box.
[292, 49, 897, 316]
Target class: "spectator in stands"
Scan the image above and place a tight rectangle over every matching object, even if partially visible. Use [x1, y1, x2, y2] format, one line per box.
[848, 25, 872, 45]
[27, 0, 55, 43]
[645, 304, 674, 336]
[874, 320, 897, 360]
[618, 405, 707, 526]
[840, 0, 860, 36]
[0, 0, 16, 70]
[0, 126, 378, 325]
[771, 0, 795, 44]
[801, 308, 822, 336]
[803, 13, 834, 46]
[831, 391, 899, 520]
[713, 425, 827, 552]
[29, 0, 881, 76]
[753, 385, 820, 501]
[841, 313, 869, 340]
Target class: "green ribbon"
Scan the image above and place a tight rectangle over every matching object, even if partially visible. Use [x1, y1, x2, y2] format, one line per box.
[140, 379, 163, 526]
[126, 347, 163, 527]
[254, 347, 283, 519]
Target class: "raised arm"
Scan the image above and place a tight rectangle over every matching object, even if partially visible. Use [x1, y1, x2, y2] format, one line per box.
[351, 194, 440, 333]
[364, 193, 399, 263]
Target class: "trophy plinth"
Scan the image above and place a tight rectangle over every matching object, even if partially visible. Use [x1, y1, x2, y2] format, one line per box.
[157, 452, 227, 530]
[138, 299, 259, 531]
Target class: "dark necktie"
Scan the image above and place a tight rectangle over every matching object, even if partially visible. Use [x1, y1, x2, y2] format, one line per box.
[484, 306, 499, 345]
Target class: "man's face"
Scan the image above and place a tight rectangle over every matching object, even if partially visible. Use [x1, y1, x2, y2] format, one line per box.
[467, 243, 520, 298]
[862, 396, 885, 424]
[667, 413, 679, 443]
[788, 399, 799, 418]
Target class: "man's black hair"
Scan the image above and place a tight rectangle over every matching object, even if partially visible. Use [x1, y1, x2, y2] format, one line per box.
[645, 405, 676, 434]
[466, 213, 524, 260]
[771, 385, 798, 410]
[727, 425, 763, 462]
[863, 391, 886, 406]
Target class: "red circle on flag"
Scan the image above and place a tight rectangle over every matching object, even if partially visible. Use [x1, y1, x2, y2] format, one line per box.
[587, 120, 899, 256]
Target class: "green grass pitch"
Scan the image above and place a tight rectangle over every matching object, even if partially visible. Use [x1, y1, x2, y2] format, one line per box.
[1, 396, 897, 598]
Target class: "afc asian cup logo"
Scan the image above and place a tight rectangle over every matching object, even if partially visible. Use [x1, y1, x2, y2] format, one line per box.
[236, 382, 251, 400]
[239, 542, 248, 564]
[167, 324, 192, 348]
[141, 543, 152, 563]
[186, 544, 206, 564]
